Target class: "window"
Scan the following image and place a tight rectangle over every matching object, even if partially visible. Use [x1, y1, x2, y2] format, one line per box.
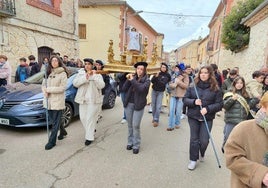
[40, 0, 52, 6]
[79, 24, 87, 39]
[26, 0, 62, 17]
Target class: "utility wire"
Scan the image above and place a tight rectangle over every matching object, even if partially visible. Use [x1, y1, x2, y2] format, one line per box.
[85, 1, 121, 20]
[140, 11, 212, 18]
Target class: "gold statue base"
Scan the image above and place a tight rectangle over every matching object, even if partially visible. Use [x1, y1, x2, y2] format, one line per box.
[105, 39, 160, 74]
[104, 64, 160, 74]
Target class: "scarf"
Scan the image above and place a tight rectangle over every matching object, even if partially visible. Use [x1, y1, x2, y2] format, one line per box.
[0, 62, 5, 69]
[255, 110, 268, 135]
[223, 92, 250, 115]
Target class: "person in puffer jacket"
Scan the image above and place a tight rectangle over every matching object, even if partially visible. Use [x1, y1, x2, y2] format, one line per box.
[222, 76, 258, 153]
[183, 65, 223, 170]
[225, 92, 268, 188]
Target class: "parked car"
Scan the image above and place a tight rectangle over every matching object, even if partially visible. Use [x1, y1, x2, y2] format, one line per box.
[0, 68, 117, 127]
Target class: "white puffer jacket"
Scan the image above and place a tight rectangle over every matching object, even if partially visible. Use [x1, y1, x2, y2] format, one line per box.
[73, 69, 105, 104]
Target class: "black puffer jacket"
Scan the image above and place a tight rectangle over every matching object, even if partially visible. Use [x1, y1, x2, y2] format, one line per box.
[223, 91, 257, 124]
[151, 71, 171, 92]
[183, 81, 223, 121]
[122, 74, 150, 111]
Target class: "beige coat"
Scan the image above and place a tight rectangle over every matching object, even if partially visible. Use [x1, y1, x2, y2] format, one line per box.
[42, 67, 67, 110]
[225, 120, 268, 188]
[73, 69, 105, 104]
[246, 79, 263, 98]
[169, 73, 189, 98]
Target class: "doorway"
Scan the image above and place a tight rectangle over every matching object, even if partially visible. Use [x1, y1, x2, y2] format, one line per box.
[38, 46, 53, 63]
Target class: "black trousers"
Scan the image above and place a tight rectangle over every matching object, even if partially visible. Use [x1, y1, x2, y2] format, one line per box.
[48, 110, 63, 145]
[188, 117, 213, 161]
[0, 79, 7, 86]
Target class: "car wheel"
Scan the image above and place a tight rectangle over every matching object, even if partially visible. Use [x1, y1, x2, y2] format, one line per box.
[61, 103, 73, 128]
[104, 91, 116, 109]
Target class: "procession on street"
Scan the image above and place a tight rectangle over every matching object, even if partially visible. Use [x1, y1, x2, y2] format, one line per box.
[1, 0, 268, 187]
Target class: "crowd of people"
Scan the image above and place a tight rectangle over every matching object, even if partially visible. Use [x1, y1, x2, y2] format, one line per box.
[116, 61, 268, 187]
[0, 54, 86, 86]
[1, 53, 268, 187]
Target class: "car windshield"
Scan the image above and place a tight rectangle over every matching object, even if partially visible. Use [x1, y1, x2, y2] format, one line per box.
[24, 67, 79, 84]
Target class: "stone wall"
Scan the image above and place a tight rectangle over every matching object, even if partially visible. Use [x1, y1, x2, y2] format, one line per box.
[218, 16, 268, 82]
[0, 0, 79, 80]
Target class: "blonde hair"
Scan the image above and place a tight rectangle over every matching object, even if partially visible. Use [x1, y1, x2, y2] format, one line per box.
[260, 92, 268, 107]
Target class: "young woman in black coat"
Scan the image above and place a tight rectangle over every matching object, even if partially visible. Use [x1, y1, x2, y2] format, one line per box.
[122, 62, 150, 154]
[183, 65, 223, 170]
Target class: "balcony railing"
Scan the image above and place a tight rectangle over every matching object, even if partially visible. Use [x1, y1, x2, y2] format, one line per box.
[0, 0, 16, 17]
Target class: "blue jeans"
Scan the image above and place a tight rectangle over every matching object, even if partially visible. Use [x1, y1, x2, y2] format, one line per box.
[151, 89, 164, 122]
[120, 92, 126, 119]
[125, 103, 144, 149]
[188, 117, 213, 161]
[222, 123, 235, 148]
[168, 97, 183, 128]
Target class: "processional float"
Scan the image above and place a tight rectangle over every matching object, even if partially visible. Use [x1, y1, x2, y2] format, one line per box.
[103, 39, 160, 74]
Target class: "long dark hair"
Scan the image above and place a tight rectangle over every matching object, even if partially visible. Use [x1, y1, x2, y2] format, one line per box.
[194, 65, 219, 91]
[231, 76, 249, 98]
[46, 55, 68, 76]
[134, 67, 147, 82]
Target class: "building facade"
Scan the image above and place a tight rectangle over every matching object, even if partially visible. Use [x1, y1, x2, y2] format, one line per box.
[197, 35, 209, 68]
[78, 0, 163, 64]
[210, 0, 268, 80]
[0, 0, 79, 77]
[175, 39, 201, 68]
[207, 0, 237, 67]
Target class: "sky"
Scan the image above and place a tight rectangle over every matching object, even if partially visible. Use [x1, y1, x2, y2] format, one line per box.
[126, 0, 221, 52]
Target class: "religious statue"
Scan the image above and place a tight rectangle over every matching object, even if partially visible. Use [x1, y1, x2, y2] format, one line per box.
[127, 27, 140, 53]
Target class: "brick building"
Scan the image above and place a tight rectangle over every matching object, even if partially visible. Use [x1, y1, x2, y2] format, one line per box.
[0, 0, 79, 79]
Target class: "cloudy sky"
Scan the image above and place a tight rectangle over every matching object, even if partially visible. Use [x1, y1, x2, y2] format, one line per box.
[126, 0, 221, 52]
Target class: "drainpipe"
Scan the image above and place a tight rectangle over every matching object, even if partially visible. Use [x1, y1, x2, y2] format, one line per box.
[0, 18, 4, 53]
[122, 5, 128, 51]
[217, 0, 226, 67]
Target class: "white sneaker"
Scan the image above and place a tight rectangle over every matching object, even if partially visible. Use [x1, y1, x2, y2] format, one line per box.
[148, 105, 152, 113]
[180, 114, 186, 119]
[188, 160, 197, 170]
[199, 156, 204, 162]
[121, 119, 127, 124]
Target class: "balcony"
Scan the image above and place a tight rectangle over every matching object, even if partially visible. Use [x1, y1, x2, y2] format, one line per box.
[207, 41, 214, 51]
[0, 0, 16, 17]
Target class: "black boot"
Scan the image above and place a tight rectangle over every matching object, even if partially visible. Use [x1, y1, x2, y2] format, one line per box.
[45, 142, 55, 150]
[58, 124, 67, 140]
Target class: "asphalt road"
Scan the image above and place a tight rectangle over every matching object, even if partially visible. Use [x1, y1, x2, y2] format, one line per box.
[0, 98, 230, 188]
